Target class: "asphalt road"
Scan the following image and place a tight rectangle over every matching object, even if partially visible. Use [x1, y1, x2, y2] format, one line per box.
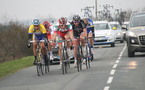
[0, 42, 145, 90]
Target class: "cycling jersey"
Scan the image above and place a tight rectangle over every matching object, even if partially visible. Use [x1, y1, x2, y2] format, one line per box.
[53, 22, 72, 38]
[28, 24, 47, 40]
[85, 18, 94, 33]
[28, 24, 46, 34]
[71, 20, 86, 38]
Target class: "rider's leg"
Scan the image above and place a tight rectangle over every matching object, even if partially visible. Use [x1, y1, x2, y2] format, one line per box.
[41, 42, 48, 65]
[33, 42, 37, 65]
[88, 32, 93, 48]
[69, 30, 74, 47]
[83, 28, 87, 38]
[64, 31, 73, 57]
[73, 38, 78, 67]
[80, 33, 86, 64]
[48, 35, 53, 59]
[88, 31, 94, 54]
[58, 39, 63, 69]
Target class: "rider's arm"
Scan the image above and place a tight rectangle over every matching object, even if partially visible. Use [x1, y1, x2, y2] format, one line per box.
[27, 25, 34, 48]
[28, 25, 34, 40]
[80, 21, 87, 38]
[28, 34, 32, 40]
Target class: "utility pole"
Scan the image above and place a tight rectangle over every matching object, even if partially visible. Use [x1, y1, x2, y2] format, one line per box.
[81, 6, 94, 19]
[95, 0, 98, 20]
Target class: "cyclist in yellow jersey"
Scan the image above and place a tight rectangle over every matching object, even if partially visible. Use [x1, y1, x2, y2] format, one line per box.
[27, 19, 48, 65]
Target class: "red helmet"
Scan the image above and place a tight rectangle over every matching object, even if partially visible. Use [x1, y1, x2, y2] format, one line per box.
[42, 21, 50, 28]
[58, 17, 67, 25]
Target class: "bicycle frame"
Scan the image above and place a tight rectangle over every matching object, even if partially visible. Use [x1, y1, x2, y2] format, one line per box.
[30, 40, 45, 76]
[57, 39, 71, 74]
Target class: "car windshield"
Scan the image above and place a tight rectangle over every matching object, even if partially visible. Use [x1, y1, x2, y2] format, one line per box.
[110, 24, 121, 29]
[130, 13, 145, 27]
[94, 23, 110, 30]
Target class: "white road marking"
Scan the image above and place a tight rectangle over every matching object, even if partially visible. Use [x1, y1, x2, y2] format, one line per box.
[103, 45, 126, 90]
[107, 77, 113, 84]
[110, 69, 116, 75]
[119, 54, 122, 57]
[115, 60, 120, 63]
[112, 64, 118, 69]
[104, 86, 110, 90]
[117, 57, 121, 60]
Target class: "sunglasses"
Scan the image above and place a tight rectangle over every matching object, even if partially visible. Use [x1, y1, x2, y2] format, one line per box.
[74, 21, 80, 23]
[34, 25, 39, 27]
[60, 25, 66, 27]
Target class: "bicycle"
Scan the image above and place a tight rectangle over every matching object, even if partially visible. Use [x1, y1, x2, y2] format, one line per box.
[30, 40, 49, 76]
[84, 37, 94, 69]
[75, 37, 84, 72]
[45, 40, 52, 73]
[56, 39, 71, 74]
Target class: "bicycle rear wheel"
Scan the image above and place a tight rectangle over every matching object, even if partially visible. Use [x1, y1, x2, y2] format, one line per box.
[85, 44, 89, 69]
[88, 46, 92, 68]
[62, 48, 67, 74]
[45, 53, 50, 73]
[77, 48, 81, 72]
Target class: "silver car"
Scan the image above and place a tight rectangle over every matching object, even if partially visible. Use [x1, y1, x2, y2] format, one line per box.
[126, 12, 145, 57]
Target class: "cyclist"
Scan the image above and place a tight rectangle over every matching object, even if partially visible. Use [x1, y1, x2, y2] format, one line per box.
[70, 15, 87, 67]
[83, 17, 94, 53]
[42, 21, 54, 60]
[53, 17, 73, 69]
[27, 19, 48, 66]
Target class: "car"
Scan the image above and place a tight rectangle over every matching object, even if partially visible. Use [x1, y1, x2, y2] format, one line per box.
[93, 21, 116, 47]
[50, 44, 74, 64]
[126, 12, 145, 57]
[109, 21, 124, 43]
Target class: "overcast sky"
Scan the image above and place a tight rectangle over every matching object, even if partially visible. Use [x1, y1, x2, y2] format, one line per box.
[0, 0, 145, 22]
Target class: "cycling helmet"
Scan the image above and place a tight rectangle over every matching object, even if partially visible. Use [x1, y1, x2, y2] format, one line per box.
[32, 19, 40, 25]
[73, 15, 81, 21]
[42, 21, 50, 28]
[58, 17, 67, 25]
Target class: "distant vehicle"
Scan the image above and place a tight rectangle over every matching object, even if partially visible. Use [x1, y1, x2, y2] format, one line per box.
[122, 21, 129, 29]
[93, 21, 115, 47]
[109, 22, 124, 43]
[122, 21, 129, 40]
[51, 45, 74, 64]
[126, 12, 145, 57]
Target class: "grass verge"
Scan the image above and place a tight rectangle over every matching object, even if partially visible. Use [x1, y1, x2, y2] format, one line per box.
[0, 56, 33, 79]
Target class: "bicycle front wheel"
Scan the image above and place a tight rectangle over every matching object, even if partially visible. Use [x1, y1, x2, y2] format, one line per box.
[36, 62, 43, 76]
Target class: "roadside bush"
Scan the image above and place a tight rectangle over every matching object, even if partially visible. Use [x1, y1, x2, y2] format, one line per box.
[0, 21, 32, 63]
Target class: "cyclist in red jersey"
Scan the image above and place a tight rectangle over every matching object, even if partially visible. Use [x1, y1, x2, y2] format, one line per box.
[42, 21, 54, 60]
[53, 17, 73, 69]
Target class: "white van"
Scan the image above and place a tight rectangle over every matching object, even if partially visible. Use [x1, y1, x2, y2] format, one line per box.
[109, 22, 124, 43]
[93, 21, 116, 47]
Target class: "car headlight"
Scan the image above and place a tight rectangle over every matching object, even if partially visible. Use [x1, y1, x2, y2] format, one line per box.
[128, 31, 137, 37]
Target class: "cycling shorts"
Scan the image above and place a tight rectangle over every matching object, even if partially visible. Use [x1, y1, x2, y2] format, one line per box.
[73, 31, 84, 39]
[87, 28, 92, 33]
[57, 30, 72, 39]
[33, 34, 45, 40]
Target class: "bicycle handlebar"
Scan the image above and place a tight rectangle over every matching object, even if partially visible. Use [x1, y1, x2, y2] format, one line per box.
[30, 40, 45, 43]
